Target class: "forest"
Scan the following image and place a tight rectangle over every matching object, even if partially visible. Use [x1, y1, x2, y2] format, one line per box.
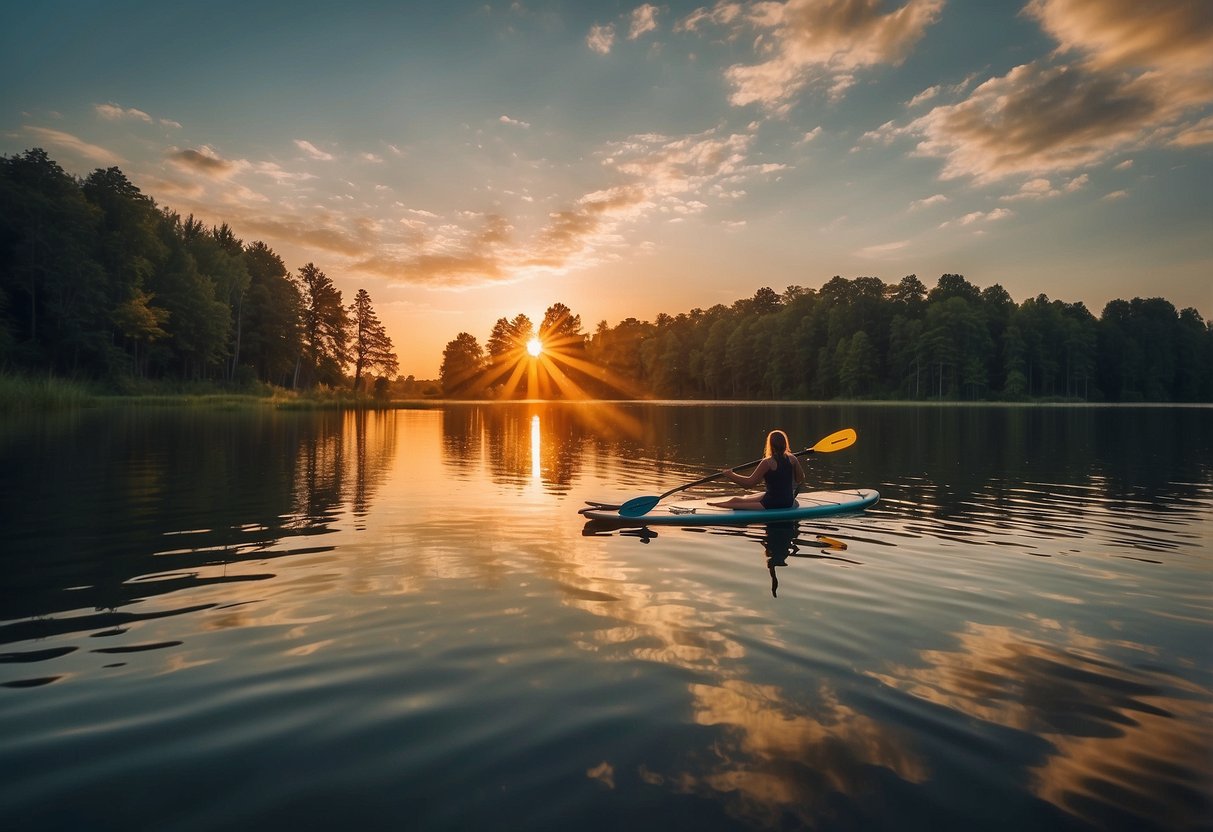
[442, 276, 1213, 403]
[0, 148, 397, 394]
[3, 147, 1208, 404]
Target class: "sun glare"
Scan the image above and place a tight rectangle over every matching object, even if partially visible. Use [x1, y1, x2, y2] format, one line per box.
[526, 337, 543, 357]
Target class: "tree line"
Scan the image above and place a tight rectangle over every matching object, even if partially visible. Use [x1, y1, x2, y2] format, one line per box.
[443, 275, 1213, 402]
[0, 148, 398, 392]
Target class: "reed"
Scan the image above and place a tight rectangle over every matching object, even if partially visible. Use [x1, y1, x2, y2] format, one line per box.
[0, 374, 97, 412]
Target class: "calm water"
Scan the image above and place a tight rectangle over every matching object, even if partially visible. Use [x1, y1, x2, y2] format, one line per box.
[1, 403, 1210, 831]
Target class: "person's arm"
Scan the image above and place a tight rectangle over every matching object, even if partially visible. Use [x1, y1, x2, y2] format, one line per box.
[721, 458, 771, 488]
[792, 454, 805, 485]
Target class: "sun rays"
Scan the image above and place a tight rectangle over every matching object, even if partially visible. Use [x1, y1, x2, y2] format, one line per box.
[443, 304, 646, 402]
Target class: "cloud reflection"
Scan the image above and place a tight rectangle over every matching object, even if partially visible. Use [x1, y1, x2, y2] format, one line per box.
[870, 621, 1213, 829]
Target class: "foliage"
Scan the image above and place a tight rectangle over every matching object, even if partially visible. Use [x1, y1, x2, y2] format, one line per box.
[440, 332, 486, 397]
[475, 279, 1212, 402]
[0, 148, 395, 396]
[349, 288, 398, 391]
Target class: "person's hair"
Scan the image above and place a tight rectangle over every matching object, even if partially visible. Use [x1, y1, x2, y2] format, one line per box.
[765, 429, 789, 459]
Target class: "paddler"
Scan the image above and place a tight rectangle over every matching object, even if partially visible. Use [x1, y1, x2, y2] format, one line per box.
[708, 429, 805, 511]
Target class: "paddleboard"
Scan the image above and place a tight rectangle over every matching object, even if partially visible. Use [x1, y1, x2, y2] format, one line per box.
[581, 488, 879, 526]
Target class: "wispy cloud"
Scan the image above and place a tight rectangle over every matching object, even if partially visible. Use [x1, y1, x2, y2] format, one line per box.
[1171, 115, 1213, 148]
[96, 102, 180, 128]
[499, 114, 531, 128]
[999, 173, 1088, 201]
[24, 126, 121, 165]
[1102, 189, 1129, 201]
[798, 126, 823, 144]
[857, 239, 910, 258]
[909, 193, 948, 210]
[168, 146, 240, 178]
[96, 102, 152, 123]
[629, 4, 660, 39]
[587, 23, 615, 54]
[940, 207, 1013, 228]
[907, 85, 940, 107]
[353, 127, 781, 286]
[684, 0, 945, 111]
[1025, 0, 1213, 75]
[877, 0, 1213, 181]
[294, 139, 334, 161]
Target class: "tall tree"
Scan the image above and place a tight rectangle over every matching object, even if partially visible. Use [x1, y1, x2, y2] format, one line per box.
[539, 302, 584, 353]
[440, 332, 485, 397]
[240, 242, 300, 386]
[83, 166, 166, 375]
[293, 262, 349, 388]
[349, 288, 399, 390]
[0, 149, 106, 372]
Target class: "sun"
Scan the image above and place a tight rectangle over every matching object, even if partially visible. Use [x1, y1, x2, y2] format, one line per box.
[526, 337, 543, 357]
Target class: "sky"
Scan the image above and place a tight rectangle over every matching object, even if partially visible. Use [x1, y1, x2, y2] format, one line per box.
[3, 0, 1211, 377]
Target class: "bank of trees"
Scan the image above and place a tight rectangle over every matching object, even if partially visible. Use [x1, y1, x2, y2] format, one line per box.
[0, 148, 397, 391]
[442, 275, 1212, 402]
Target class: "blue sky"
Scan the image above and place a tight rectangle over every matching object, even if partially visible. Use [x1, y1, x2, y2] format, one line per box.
[3, 0, 1211, 376]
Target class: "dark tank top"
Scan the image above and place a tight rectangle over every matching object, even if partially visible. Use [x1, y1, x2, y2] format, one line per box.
[761, 454, 796, 509]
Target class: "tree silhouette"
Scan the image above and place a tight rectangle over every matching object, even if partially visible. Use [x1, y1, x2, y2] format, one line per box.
[349, 288, 398, 390]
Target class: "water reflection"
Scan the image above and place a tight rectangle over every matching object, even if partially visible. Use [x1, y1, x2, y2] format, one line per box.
[674, 679, 929, 829]
[871, 621, 1213, 829]
[0, 408, 399, 682]
[0, 403, 1208, 831]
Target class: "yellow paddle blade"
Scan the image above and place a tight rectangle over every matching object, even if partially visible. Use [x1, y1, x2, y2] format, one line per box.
[811, 428, 857, 453]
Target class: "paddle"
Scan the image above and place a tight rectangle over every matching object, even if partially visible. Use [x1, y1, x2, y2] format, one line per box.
[617, 428, 857, 518]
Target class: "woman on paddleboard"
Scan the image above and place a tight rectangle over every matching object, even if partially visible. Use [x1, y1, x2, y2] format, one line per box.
[709, 429, 805, 511]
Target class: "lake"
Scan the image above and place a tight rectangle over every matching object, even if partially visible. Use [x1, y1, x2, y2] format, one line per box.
[1, 402, 1210, 831]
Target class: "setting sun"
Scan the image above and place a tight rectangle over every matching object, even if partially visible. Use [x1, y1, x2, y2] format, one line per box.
[526, 337, 543, 357]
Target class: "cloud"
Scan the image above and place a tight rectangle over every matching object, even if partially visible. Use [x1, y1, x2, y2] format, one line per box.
[357, 215, 515, 285]
[857, 239, 910, 257]
[905, 62, 1194, 182]
[629, 4, 659, 39]
[587, 23, 616, 54]
[678, 2, 744, 32]
[294, 139, 334, 161]
[999, 173, 1088, 201]
[239, 214, 367, 258]
[940, 207, 1013, 228]
[95, 102, 152, 123]
[250, 161, 316, 184]
[907, 85, 940, 107]
[168, 146, 240, 178]
[23, 126, 121, 165]
[887, 0, 1213, 182]
[1171, 114, 1213, 148]
[1113, 158, 1133, 170]
[798, 126, 823, 144]
[1024, 0, 1213, 74]
[689, 0, 945, 110]
[499, 114, 531, 128]
[361, 152, 384, 163]
[356, 127, 779, 286]
[909, 193, 948, 210]
[1102, 189, 1128, 201]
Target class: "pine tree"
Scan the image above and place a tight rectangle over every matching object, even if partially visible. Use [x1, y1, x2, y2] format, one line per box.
[349, 288, 398, 391]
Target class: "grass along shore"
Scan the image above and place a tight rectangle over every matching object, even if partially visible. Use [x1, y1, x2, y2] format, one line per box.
[0, 374, 440, 413]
